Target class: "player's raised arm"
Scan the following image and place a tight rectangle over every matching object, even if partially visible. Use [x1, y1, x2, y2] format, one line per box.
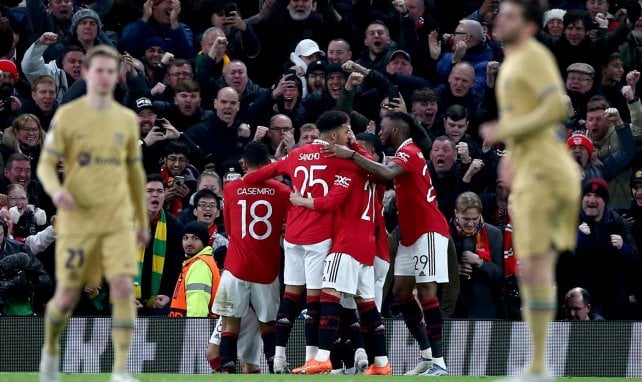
[243, 157, 285, 184]
[290, 169, 358, 211]
[324, 144, 403, 182]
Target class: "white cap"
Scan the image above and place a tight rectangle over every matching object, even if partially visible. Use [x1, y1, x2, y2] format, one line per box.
[294, 39, 325, 58]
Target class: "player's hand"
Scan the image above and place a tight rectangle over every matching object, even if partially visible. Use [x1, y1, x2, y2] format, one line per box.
[610, 234, 623, 249]
[323, 143, 354, 159]
[38, 32, 59, 46]
[579, 222, 591, 235]
[461, 250, 482, 267]
[480, 120, 498, 144]
[136, 227, 150, 248]
[53, 189, 76, 211]
[254, 125, 268, 141]
[153, 294, 170, 308]
[289, 187, 305, 206]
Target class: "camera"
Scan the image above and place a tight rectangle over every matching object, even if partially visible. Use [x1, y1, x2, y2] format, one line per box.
[174, 175, 185, 187]
[387, 85, 400, 107]
[224, 3, 237, 16]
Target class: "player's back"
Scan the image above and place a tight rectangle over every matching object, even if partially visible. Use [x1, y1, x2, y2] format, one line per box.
[329, 170, 377, 266]
[391, 140, 449, 246]
[223, 177, 290, 284]
[41, 97, 140, 234]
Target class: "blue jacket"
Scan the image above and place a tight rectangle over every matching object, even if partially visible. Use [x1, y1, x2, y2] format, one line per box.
[436, 42, 494, 94]
[119, 19, 193, 59]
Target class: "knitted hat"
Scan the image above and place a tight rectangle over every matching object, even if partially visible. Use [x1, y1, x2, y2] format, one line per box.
[567, 134, 594, 157]
[543, 9, 566, 28]
[183, 221, 210, 246]
[0, 60, 18, 81]
[143, 36, 168, 52]
[70, 8, 102, 35]
[583, 178, 609, 203]
[325, 63, 347, 79]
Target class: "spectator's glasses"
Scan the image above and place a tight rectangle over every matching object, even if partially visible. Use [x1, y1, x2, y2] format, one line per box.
[197, 203, 218, 210]
[268, 126, 293, 132]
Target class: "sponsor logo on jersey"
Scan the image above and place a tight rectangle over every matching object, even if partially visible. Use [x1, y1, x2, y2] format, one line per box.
[396, 152, 410, 162]
[333, 175, 351, 188]
[77, 152, 91, 167]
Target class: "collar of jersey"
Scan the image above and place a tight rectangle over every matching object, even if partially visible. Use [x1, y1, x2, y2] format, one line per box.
[396, 138, 414, 154]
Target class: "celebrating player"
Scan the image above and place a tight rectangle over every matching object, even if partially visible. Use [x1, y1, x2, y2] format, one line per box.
[211, 141, 290, 373]
[324, 112, 450, 376]
[481, 0, 581, 380]
[37, 45, 149, 382]
[243, 110, 356, 372]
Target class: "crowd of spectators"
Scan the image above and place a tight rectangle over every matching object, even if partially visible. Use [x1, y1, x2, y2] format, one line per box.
[0, 0, 640, 321]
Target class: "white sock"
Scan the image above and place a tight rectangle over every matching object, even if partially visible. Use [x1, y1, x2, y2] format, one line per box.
[315, 349, 330, 362]
[374, 356, 388, 367]
[421, 347, 433, 360]
[433, 357, 446, 369]
[275, 346, 286, 359]
[305, 346, 318, 361]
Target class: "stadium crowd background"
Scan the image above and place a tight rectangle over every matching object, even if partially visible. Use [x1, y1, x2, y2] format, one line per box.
[0, 0, 640, 322]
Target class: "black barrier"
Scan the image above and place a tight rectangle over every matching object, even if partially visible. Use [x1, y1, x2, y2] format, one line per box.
[0, 318, 640, 376]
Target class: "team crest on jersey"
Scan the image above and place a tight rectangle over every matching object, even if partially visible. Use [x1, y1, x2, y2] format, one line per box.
[396, 152, 410, 162]
[333, 175, 351, 188]
[77, 152, 91, 167]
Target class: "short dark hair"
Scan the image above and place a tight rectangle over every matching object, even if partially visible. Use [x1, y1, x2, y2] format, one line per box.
[193, 189, 220, 209]
[445, 104, 469, 122]
[587, 95, 610, 112]
[504, 0, 548, 26]
[411, 88, 439, 103]
[387, 112, 431, 156]
[242, 141, 271, 167]
[6, 153, 30, 169]
[603, 52, 623, 66]
[433, 135, 456, 150]
[316, 110, 349, 133]
[174, 79, 200, 93]
[164, 140, 191, 159]
[563, 9, 593, 30]
[147, 173, 166, 188]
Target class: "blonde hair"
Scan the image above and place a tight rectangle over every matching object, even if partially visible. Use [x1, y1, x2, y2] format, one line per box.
[84, 45, 121, 68]
[455, 191, 482, 213]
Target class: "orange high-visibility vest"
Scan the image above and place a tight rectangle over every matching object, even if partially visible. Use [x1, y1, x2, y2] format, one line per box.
[169, 249, 220, 317]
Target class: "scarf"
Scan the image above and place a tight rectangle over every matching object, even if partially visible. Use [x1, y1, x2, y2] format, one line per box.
[453, 218, 492, 262]
[134, 209, 167, 305]
[160, 165, 183, 215]
[503, 221, 517, 277]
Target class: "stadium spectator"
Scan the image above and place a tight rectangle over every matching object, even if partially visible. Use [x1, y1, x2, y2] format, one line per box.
[450, 192, 504, 319]
[136, 174, 184, 316]
[0, 217, 51, 316]
[1, 113, 45, 174]
[0, 153, 54, 217]
[297, 123, 319, 146]
[410, 88, 440, 140]
[542, 9, 566, 40]
[563, 287, 605, 321]
[160, 140, 198, 216]
[559, 178, 639, 319]
[254, 114, 295, 157]
[327, 38, 352, 65]
[191, 189, 227, 269]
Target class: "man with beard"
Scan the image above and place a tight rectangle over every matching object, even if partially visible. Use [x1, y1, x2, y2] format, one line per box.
[561, 178, 639, 319]
[305, 60, 327, 95]
[139, 37, 167, 89]
[480, 0, 581, 379]
[0, 60, 22, 128]
[22, 33, 84, 103]
[186, 87, 250, 172]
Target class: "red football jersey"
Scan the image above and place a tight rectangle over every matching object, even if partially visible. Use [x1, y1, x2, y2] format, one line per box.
[243, 140, 352, 245]
[312, 166, 376, 265]
[374, 183, 390, 262]
[223, 178, 290, 284]
[389, 139, 449, 245]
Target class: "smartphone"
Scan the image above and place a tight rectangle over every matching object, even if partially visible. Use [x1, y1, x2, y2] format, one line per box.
[174, 175, 185, 187]
[156, 118, 168, 134]
[387, 85, 399, 105]
[224, 3, 237, 16]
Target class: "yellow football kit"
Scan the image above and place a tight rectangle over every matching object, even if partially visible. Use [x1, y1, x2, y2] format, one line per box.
[37, 97, 148, 287]
[495, 38, 581, 258]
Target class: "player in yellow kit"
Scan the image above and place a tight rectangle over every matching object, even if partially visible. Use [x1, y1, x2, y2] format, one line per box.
[481, 0, 580, 381]
[37, 45, 149, 382]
